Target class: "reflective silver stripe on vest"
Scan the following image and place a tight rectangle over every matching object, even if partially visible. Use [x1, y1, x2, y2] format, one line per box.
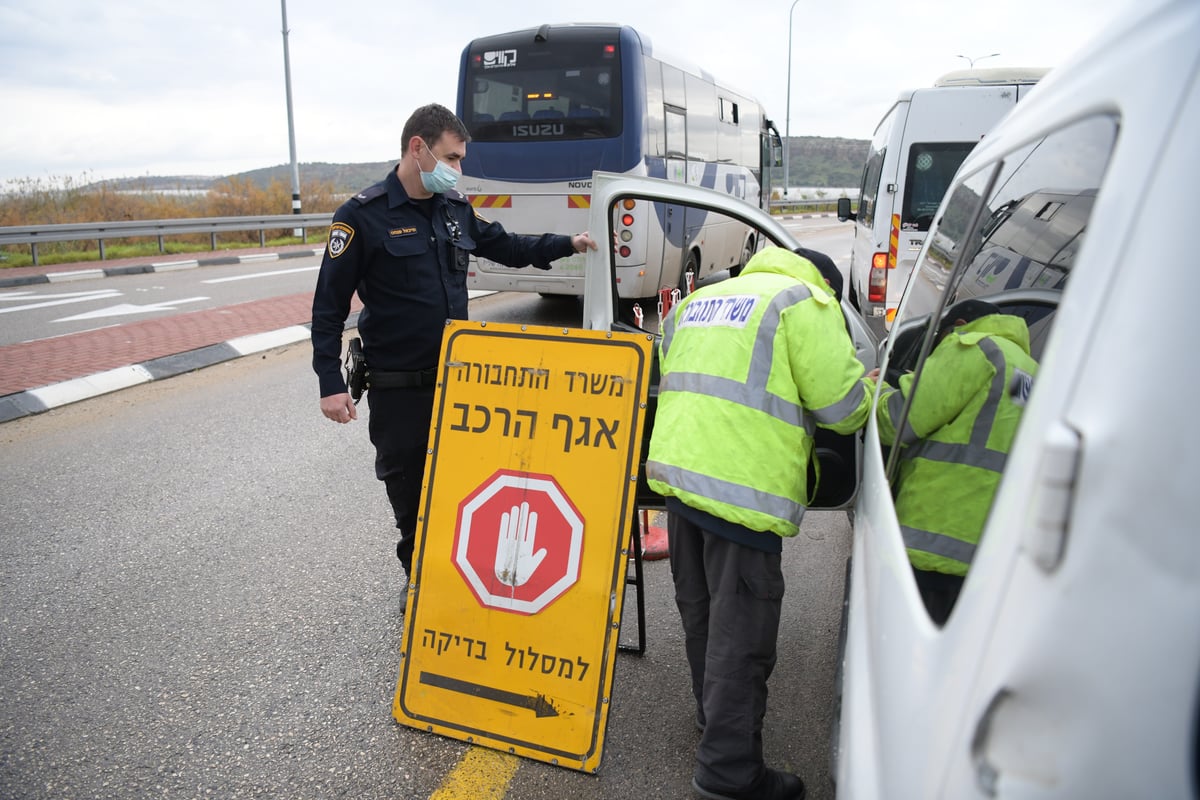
[647, 460, 807, 528]
[908, 337, 1011, 474]
[811, 378, 867, 426]
[901, 525, 977, 565]
[660, 284, 816, 431]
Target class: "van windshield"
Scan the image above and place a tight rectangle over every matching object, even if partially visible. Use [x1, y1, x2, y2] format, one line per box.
[901, 142, 977, 231]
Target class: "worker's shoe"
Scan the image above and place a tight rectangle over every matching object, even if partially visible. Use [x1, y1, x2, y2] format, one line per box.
[692, 768, 806, 800]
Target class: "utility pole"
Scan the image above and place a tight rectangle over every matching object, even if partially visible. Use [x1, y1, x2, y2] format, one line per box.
[784, 0, 801, 200]
[280, 0, 303, 238]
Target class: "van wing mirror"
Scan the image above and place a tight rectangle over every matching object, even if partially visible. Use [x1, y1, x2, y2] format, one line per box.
[838, 197, 855, 222]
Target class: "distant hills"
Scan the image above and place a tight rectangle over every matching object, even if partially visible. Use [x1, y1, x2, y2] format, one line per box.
[781, 136, 869, 189]
[97, 136, 868, 195]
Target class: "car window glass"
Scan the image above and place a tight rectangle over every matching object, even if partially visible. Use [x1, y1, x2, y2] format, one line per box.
[877, 114, 1118, 624]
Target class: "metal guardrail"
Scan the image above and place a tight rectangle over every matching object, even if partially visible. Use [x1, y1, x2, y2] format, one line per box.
[0, 213, 335, 265]
[0, 200, 849, 266]
[767, 198, 847, 212]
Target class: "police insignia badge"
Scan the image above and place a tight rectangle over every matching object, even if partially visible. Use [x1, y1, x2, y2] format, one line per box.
[327, 222, 355, 258]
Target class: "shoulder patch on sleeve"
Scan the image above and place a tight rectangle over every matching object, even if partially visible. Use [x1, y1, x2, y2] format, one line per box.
[327, 222, 355, 259]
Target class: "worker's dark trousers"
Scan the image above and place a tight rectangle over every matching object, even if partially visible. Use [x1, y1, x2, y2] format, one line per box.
[668, 512, 784, 792]
[367, 385, 436, 575]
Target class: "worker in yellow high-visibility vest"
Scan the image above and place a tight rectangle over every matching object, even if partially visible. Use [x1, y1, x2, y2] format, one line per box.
[647, 246, 875, 800]
[877, 299, 1038, 624]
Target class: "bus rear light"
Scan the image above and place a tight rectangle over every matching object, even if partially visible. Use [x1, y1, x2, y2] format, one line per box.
[619, 246, 631, 258]
[619, 230, 632, 242]
[622, 199, 636, 210]
[621, 213, 634, 226]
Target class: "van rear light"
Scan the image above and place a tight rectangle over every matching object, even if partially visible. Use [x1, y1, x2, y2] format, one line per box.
[868, 265, 887, 303]
[871, 252, 889, 270]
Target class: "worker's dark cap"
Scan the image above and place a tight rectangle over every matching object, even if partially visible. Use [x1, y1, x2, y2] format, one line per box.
[937, 299, 1001, 337]
[793, 245, 843, 302]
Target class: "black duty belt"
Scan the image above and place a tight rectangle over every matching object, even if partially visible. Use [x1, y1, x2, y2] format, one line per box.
[366, 368, 438, 389]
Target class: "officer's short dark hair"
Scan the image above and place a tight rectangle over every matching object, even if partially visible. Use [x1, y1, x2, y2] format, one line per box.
[402, 103, 471, 149]
[793, 245, 843, 302]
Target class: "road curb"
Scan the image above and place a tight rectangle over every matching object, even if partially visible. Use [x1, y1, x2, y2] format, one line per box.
[0, 247, 325, 288]
[0, 310, 360, 425]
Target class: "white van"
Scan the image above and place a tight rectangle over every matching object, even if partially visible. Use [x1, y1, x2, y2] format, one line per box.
[835, 0, 1200, 795]
[837, 68, 1045, 337]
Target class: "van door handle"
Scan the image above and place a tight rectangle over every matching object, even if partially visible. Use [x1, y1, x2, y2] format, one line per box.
[1023, 421, 1082, 572]
[970, 688, 1013, 796]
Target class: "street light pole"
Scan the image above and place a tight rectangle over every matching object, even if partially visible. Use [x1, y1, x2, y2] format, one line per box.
[784, 0, 800, 198]
[280, 0, 303, 237]
[955, 52, 1000, 68]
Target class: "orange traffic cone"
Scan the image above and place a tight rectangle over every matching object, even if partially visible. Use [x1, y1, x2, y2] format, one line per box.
[640, 509, 669, 560]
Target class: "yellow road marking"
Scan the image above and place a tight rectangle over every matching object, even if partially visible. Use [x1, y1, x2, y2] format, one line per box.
[428, 747, 519, 800]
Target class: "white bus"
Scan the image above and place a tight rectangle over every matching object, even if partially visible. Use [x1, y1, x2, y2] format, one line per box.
[456, 23, 782, 300]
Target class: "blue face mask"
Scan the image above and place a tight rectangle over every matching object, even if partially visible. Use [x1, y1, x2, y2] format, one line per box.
[419, 140, 460, 193]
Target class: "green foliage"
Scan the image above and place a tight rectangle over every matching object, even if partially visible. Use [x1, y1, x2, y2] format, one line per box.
[773, 136, 871, 188]
[0, 171, 340, 266]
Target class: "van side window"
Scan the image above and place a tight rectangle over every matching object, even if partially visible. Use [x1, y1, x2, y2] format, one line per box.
[877, 114, 1118, 624]
[857, 111, 894, 228]
[857, 146, 885, 228]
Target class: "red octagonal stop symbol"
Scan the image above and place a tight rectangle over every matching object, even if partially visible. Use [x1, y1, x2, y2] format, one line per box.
[452, 470, 585, 615]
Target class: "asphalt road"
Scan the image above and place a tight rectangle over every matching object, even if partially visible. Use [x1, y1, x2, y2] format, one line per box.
[0, 336, 853, 800]
[0, 218, 855, 799]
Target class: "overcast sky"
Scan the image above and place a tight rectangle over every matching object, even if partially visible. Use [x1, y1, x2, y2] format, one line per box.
[0, 0, 1134, 185]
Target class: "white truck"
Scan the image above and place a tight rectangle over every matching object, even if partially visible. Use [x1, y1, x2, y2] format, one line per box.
[838, 68, 1045, 338]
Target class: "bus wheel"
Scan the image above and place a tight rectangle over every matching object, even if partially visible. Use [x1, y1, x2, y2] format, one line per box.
[730, 236, 754, 278]
[680, 249, 700, 294]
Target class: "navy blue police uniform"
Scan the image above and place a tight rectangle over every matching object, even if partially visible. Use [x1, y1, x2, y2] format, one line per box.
[311, 166, 576, 573]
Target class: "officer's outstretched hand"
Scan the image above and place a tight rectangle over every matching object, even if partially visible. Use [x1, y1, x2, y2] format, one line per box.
[321, 392, 357, 424]
[572, 232, 600, 253]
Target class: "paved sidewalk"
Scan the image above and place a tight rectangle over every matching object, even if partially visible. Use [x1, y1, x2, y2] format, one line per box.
[0, 245, 361, 424]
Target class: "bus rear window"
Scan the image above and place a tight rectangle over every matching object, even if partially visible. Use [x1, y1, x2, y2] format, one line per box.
[464, 42, 622, 141]
[901, 142, 976, 231]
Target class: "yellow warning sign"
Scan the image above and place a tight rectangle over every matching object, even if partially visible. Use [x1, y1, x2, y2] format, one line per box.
[393, 321, 654, 773]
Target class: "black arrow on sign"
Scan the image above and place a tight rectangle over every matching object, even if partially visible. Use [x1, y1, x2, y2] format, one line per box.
[420, 671, 560, 718]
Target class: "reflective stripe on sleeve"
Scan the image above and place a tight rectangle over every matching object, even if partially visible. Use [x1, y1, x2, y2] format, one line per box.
[811, 378, 867, 426]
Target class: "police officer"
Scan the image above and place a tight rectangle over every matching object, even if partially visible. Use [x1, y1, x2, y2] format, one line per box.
[876, 299, 1038, 624]
[311, 103, 597, 582]
[646, 246, 875, 800]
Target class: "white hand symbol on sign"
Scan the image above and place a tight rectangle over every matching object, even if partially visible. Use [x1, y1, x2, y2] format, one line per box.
[494, 501, 548, 587]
